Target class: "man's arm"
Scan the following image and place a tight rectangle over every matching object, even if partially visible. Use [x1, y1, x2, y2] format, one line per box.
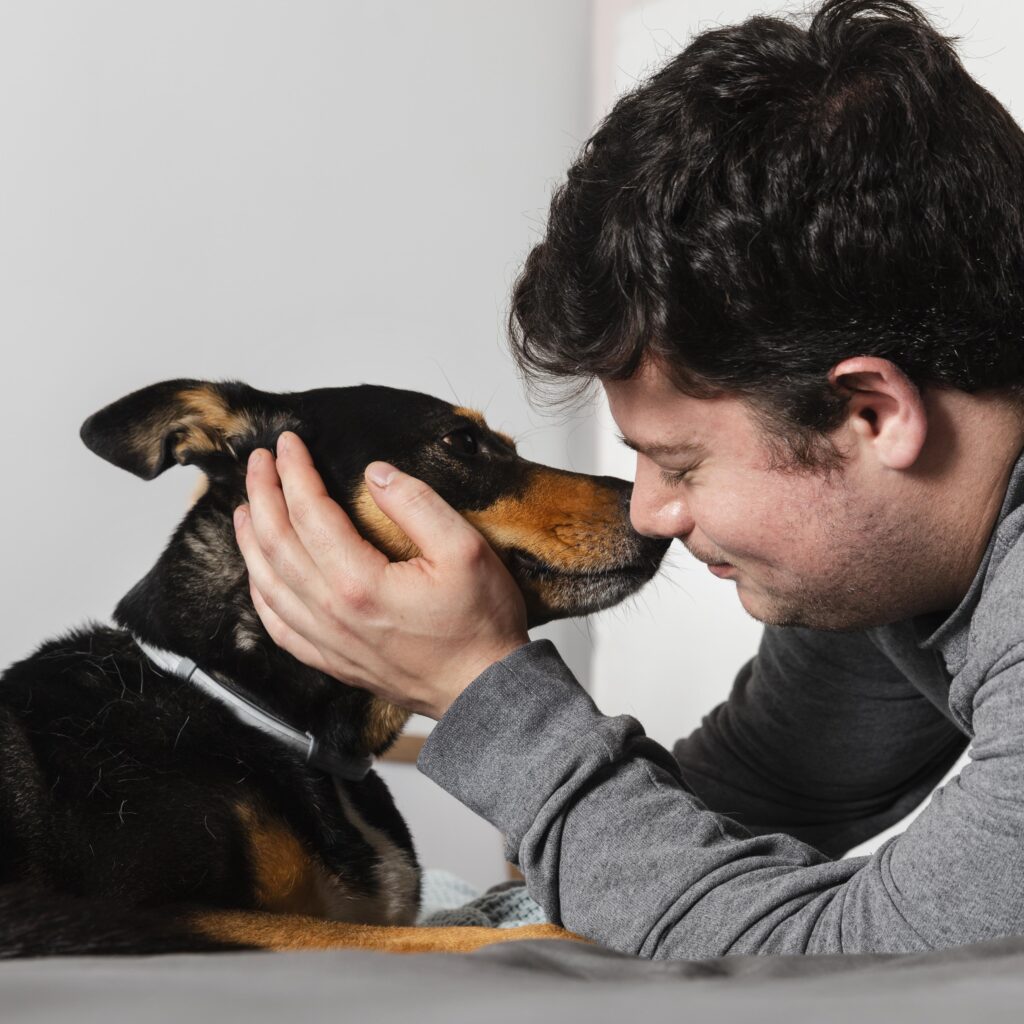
[673, 627, 966, 858]
[418, 634, 1018, 957]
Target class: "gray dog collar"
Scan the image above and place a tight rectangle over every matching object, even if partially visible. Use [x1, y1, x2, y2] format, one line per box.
[133, 637, 373, 782]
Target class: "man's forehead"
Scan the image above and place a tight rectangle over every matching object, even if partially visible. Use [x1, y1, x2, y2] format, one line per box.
[604, 374, 710, 457]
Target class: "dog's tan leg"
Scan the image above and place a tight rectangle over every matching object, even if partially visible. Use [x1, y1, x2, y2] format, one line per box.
[190, 909, 584, 953]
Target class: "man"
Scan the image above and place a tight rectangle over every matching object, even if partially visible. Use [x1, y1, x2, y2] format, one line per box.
[233, 0, 1024, 956]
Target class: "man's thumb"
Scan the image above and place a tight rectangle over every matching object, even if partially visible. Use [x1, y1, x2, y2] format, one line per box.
[364, 462, 475, 562]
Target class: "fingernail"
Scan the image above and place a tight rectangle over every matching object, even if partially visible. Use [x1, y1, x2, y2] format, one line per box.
[277, 433, 291, 455]
[248, 449, 262, 470]
[367, 462, 396, 488]
[234, 505, 248, 527]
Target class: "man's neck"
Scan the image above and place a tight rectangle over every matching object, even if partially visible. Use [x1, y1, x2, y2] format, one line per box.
[929, 393, 1024, 609]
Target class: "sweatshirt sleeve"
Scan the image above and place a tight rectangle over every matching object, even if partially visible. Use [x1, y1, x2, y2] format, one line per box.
[416, 637, 1023, 957]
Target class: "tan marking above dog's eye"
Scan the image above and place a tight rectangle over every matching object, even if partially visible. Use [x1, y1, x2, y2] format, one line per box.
[494, 430, 517, 453]
[451, 406, 486, 428]
[442, 429, 478, 456]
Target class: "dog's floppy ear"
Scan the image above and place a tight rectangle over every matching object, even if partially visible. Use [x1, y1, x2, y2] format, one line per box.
[81, 379, 294, 481]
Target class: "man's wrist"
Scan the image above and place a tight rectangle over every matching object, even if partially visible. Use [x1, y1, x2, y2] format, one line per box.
[427, 636, 530, 719]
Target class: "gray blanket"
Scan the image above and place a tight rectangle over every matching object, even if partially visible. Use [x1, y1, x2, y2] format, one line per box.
[4, 936, 1024, 1023]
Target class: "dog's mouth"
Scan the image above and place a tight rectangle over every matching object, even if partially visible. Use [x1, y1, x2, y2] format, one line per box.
[508, 548, 659, 583]
[507, 543, 667, 625]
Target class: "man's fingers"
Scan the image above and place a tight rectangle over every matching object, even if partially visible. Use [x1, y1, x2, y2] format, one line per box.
[248, 581, 329, 674]
[234, 504, 326, 639]
[365, 462, 487, 566]
[275, 432, 387, 576]
[244, 447, 323, 592]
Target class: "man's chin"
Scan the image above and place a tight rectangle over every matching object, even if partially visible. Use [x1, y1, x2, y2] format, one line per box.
[736, 583, 887, 633]
[738, 588, 821, 629]
[735, 584, 795, 627]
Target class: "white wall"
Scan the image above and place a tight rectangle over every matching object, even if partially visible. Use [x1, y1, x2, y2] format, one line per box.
[0, 0, 591, 885]
[0, 0, 592, 669]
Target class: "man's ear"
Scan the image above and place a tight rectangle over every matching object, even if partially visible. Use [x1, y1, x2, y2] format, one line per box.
[80, 379, 299, 481]
[828, 357, 927, 470]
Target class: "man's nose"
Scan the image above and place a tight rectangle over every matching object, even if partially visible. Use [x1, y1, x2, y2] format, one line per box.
[628, 466, 695, 540]
[630, 496, 694, 540]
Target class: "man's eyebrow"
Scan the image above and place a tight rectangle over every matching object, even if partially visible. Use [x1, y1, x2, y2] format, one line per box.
[616, 433, 708, 458]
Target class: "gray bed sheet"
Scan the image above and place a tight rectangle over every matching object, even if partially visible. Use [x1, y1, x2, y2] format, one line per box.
[4, 936, 1024, 1024]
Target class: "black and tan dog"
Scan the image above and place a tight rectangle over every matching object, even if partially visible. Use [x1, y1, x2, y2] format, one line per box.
[0, 380, 667, 957]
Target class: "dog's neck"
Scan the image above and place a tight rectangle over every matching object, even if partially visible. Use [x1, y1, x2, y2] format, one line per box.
[131, 635, 374, 780]
[114, 494, 397, 757]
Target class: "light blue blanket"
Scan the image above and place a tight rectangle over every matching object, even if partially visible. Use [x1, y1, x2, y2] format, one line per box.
[417, 870, 547, 929]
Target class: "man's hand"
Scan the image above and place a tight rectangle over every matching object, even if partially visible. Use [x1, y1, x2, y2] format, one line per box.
[232, 432, 529, 719]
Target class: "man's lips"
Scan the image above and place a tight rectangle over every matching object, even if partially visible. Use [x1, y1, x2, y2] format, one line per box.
[684, 545, 733, 576]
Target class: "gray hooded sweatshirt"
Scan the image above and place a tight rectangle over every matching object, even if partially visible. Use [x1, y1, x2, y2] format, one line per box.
[416, 450, 1024, 958]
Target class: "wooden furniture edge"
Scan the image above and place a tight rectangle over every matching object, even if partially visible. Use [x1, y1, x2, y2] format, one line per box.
[379, 733, 427, 764]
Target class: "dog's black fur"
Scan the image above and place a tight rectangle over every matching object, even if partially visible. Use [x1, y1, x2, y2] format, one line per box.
[0, 380, 667, 957]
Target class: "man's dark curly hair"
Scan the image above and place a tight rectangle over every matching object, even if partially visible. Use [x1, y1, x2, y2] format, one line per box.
[509, 0, 1024, 465]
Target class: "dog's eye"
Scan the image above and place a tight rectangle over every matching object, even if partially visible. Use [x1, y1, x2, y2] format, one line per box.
[442, 429, 479, 456]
